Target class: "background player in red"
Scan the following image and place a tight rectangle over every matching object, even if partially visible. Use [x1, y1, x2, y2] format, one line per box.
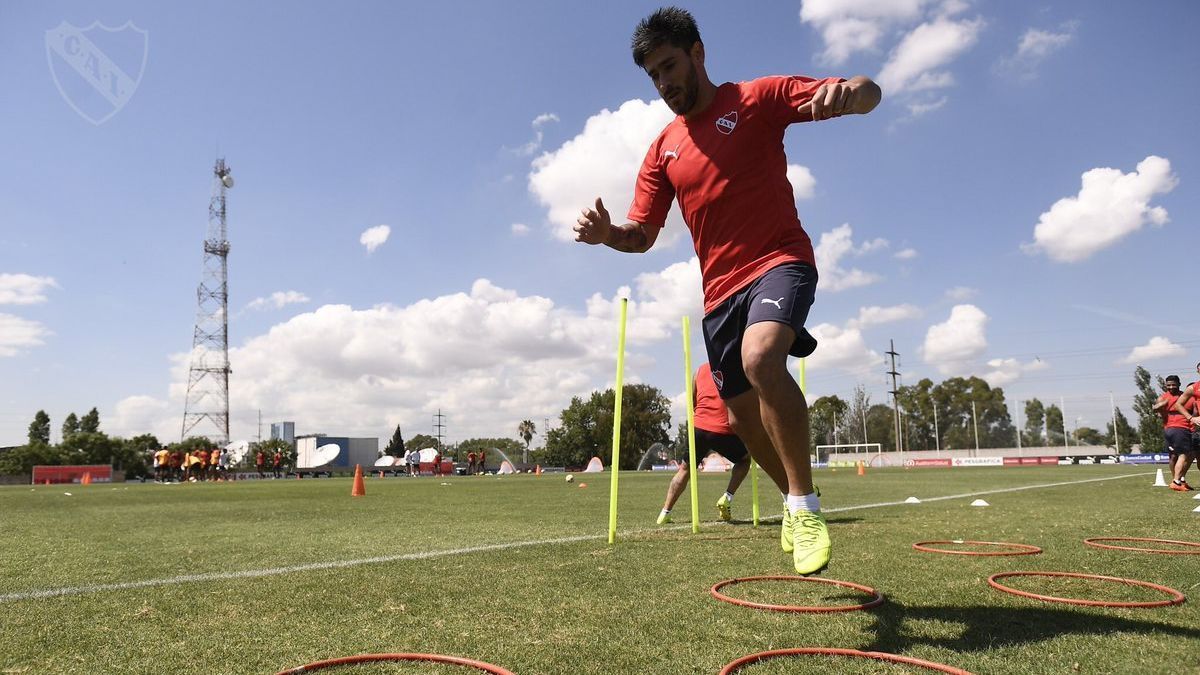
[657, 362, 757, 525]
[1155, 374, 1193, 491]
[1170, 364, 1200, 489]
[574, 7, 879, 575]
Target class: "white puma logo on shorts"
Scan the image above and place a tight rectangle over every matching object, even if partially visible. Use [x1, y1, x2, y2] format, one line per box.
[761, 297, 784, 310]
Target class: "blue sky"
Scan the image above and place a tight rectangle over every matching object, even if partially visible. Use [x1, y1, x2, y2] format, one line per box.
[1, 0, 1197, 448]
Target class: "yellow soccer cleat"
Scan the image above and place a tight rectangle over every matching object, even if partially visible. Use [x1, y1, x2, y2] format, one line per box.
[780, 507, 794, 553]
[656, 511, 673, 525]
[716, 493, 732, 522]
[790, 510, 831, 576]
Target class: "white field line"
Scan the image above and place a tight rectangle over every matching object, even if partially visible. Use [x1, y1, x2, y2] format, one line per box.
[0, 471, 1150, 604]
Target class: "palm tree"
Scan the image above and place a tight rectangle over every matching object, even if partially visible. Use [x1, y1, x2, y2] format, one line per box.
[517, 420, 536, 464]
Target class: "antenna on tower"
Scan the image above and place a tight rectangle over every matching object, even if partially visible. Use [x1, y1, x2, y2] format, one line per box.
[181, 158, 234, 445]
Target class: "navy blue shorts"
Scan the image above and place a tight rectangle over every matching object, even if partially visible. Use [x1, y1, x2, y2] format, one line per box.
[691, 428, 749, 465]
[701, 262, 818, 400]
[1165, 428, 1193, 455]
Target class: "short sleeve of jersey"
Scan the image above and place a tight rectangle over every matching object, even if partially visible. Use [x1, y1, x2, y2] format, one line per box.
[628, 137, 675, 227]
[751, 75, 846, 128]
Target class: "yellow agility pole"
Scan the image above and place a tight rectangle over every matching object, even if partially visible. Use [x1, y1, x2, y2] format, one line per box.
[683, 316, 699, 534]
[750, 459, 759, 528]
[607, 298, 629, 545]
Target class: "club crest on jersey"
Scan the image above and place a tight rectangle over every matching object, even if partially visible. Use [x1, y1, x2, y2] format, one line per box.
[715, 111, 738, 135]
[712, 369, 725, 390]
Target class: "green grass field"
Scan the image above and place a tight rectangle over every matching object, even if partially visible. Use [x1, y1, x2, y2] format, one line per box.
[2, 465, 1199, 674]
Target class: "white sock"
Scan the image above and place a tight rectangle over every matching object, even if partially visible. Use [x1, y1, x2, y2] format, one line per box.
[787, 492, 821, 514]
[722, 491, 735, 503]
[660, 508, 671, 516]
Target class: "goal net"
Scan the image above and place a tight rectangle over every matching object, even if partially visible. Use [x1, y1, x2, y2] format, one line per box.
[815, 443, 883, 465]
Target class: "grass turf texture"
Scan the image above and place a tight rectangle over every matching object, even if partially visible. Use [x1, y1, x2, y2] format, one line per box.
[1, 466, 1198, 674]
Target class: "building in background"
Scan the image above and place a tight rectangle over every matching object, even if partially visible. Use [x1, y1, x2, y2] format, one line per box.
[270, 421, 295, 446]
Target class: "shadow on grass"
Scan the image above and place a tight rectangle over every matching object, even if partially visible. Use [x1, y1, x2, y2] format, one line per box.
[863, 600, 1200, 653]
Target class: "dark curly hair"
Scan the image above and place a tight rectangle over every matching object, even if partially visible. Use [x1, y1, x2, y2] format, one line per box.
[631, 7, 702, 67]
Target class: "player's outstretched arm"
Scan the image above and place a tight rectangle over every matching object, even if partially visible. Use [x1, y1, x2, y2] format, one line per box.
[574, 197, 659, 253]
[1174, 386, 1197, 422]
[798, 76, 882, 121]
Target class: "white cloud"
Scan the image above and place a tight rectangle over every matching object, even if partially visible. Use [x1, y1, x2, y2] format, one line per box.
[944, 286, 977, 301]
[799, 0, 934, 65]
[1120, 336, 1186, 365]
[807, 322, 882, 376]
[0, 312, 51, 357]
[787, 164, 817, 200]
[894, 248, 918, 260]
[921, 304, 988, 374]
[112, 259, 706, 444]
[246, 291, 310, 312]
[998, 22, 1077, 80]
[982, 357, 1048, 387]
[0, 273, 58, 305]
[511, 223, 530, 236]
[529, 98, 679, 244]
[906, 96, 948, 117]
[360, 225, 391, 253]
[814, 223, 887, 292]
[847, 304, 922, 329]
[106, 395, 171, 439]
[1025, 156, 1178, 263]
[878, 15, 984, 95]
[514, 112, 561, 156]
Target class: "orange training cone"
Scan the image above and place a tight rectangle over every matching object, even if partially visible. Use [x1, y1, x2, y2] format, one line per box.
[535, 464, 542, 476]
[857, 461, 865, 476]
[82, 473, 91, 485]
[351, 464, 366, 497]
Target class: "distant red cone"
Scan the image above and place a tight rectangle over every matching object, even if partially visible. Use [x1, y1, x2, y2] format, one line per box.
[352, 464, 366, 497]
[857, 461, 865, 476]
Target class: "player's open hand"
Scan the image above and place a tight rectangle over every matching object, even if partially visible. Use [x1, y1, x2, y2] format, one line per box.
[798, 81, 856, 121]
[574, 197, 612, 245]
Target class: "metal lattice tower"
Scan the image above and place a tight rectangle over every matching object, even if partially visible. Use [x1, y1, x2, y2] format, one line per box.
[181, 158, 234, 445]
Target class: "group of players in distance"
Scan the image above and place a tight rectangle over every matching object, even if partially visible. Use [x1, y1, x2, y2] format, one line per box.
[574, 7, 881, 575]
[1155, 363, 1200, 492]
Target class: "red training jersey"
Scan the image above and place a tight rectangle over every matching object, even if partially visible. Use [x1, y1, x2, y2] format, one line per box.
[693, 362, 734, 436]
[1160, 391, 1191, 430]
[629, 76, 843, 313]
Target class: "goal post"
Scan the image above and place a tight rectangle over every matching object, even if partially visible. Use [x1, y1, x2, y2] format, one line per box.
[815, 443, 883, 465]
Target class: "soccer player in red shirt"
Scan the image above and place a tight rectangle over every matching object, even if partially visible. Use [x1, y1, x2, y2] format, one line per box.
[574, 7, 879, 575]
[658, 363, 787, 525]
[1167, 369, 1199, 490]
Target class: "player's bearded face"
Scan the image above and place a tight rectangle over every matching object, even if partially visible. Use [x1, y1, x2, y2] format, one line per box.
[663, 58, 700, 115]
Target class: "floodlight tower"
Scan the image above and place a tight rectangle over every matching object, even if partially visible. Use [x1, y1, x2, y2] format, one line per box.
[181, 158, 235, 445]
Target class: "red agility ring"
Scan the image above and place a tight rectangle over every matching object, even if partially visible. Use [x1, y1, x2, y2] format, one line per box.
[988, 571, 1186, 608]
[719, 648, 974, 674]
[711, 575, 884, 613]
[276, 653, 516, 674]
[913, 540, 1042, 556]
[1083, 537, 1200, 555]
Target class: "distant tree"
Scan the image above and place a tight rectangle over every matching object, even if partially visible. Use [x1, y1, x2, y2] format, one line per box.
[80, 407, 100, 433]
[865, 403, 895, 451]
[672, 421, 689, 460]
[406, 434, 440, 452]
[842, 386, 872, 444]
[0, 441, 67, 477]
[61, 413, 80, 440]
[383, 425, 406, 457]
[517, 420, 536, 464]
[1104, 408, 1138, 454]
[932, 377, 1014, 450]
[1023, 399, 1046, 447]
[809, 395, 848, 450]
[1073, 426, 1105, 446]
[122, 434, 160, 478]
[28, 410, 50, 445]
[1132, 366, 1165, 455]
[1045, 404, 1066, 448]
[59, 431, 123, 467]
[543, 384, 672, 469]
[896, 379, 936, 451]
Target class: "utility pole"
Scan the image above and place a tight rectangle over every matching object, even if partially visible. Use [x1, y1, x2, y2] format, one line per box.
[933, 404, 940, 456]
[1015, 400, 1022, 456]
[433, 409, 447, 450]
[971, 400, 980, 455]
[257, 409, 262, 443]
[1061, 396, 1069, 450]
[886, 339, 902, 456]
[1110, 391, 1120, 454]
